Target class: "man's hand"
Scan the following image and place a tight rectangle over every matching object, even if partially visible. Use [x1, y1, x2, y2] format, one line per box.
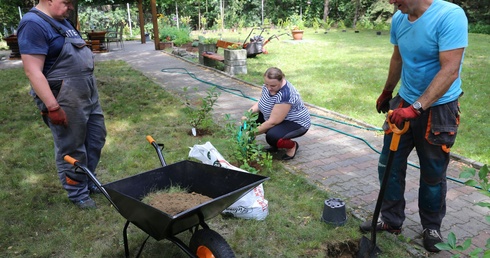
[390, 106, 419, 127]
[376, 90, 393, 113]
[48, 105, 68, 126]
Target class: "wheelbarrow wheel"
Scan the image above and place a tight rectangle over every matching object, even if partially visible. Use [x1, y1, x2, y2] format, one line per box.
[189, 229, 236, 258]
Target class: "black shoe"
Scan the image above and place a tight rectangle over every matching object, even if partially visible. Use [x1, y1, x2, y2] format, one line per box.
[423, 228, 442, 252]
[264, 146, 278, 153]
[359, 219, 402, 235]
[282, 142, 299, 160]
[72, 197, 97, 209]
[89, 185, 101, 195]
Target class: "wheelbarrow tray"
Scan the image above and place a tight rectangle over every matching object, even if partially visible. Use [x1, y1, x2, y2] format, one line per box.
[102, 160, 268, 241]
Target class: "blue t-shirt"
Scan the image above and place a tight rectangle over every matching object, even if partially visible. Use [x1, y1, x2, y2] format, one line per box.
[17, 8, 82, 74]
[258, 80, 311, 129]
[390, 0, 468, 105]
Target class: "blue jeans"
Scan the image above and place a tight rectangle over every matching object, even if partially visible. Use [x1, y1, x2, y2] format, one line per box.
[379, 95, 460, 230]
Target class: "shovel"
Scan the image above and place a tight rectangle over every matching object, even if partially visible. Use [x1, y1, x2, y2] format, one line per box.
[357, 111, 409, 258]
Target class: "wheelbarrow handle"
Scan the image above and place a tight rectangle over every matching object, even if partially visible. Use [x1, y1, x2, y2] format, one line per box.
[386, 110, 410, 152]
[146, 135, 156, 144]
[146, 135, 167, 167]
[63, 155, 119, 211]
[64, 155, 78, 166]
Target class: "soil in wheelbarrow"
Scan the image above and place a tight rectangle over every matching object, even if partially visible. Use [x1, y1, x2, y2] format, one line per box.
[143, 190, 212, 215]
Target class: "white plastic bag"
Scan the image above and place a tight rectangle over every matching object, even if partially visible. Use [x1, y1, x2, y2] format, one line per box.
[188, 142, 269, 220]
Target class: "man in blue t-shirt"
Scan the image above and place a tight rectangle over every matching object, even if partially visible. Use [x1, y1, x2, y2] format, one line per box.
[359, 0, 468, 253]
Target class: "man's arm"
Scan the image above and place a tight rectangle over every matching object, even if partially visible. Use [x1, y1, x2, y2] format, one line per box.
[383, 45, 402, 92]
[21, 54, 59, 110]
[417, 48, 465, 110]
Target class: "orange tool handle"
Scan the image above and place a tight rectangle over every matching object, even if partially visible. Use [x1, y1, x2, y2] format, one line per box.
[387, 110, 410, 152]
[146, 135, 155, 144]
[64, 155, 78, 166]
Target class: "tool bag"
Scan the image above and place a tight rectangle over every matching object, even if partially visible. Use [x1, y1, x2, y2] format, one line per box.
[188, 142, 269, 220]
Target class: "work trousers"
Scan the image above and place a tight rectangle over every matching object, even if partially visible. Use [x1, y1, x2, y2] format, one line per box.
[379, 95, 460, 230]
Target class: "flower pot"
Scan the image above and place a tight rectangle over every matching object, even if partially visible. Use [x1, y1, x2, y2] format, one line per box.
[291, 30, 304, 40]
[3, 34, 21, 60]
[224, 49, 247, 75]
[159, 41, 173, 50]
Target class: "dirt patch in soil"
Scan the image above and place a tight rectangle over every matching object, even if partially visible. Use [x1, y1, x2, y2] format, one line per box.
[144, 191, 212, 215]
[178, 42, 198, 53]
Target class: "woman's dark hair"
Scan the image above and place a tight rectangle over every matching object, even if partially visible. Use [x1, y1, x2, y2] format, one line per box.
[264, 67, 285, 81]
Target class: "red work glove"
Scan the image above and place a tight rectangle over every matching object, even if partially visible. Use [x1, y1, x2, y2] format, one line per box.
[390, 106, 419, 127]
[376, 90, 393, 113]
[48, 105, 68, 126]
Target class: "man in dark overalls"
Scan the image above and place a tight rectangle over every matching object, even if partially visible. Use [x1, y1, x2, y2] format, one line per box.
[18, 0, 106, 209]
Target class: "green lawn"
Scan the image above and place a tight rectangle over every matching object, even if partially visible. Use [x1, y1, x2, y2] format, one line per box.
[0, 61, 411, 257]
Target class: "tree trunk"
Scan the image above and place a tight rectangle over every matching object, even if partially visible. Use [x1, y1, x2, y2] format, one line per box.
[353, 0, 360, 28]
[323, 0, 330, 21]
[68, 0, 78, 30]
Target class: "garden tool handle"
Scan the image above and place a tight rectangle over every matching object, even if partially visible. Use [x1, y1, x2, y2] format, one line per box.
[64, 155, 78, 166]
[387, 110, 410, 151]
[146, 135, 156, 144]
[146, 135, 167, 167]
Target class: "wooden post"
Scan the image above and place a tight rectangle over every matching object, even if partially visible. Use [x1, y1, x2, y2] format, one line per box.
[138, 0, 146, 44]
[151, 0, 160, 50]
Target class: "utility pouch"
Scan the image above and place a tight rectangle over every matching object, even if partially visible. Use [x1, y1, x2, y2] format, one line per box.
[426, 100, 460, 150]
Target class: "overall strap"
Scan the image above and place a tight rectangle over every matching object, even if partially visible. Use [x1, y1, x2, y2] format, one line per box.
[30, 9, 72, 37]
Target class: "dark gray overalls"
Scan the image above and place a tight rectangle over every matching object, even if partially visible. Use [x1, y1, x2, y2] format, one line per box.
[31, 11, 107, 202]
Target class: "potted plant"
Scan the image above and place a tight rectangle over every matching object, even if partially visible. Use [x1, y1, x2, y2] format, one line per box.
[288, 14, 305, 40]
[224, 44, 247, 75]
[159, 35, 174, 50]
[197, 36, 218, 65]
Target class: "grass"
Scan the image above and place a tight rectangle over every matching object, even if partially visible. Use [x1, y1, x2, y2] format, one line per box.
[189, 28, 490, 165]
[0, 61, 412, 257]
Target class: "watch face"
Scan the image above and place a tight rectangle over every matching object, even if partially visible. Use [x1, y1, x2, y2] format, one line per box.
[413, 101, 422, 110]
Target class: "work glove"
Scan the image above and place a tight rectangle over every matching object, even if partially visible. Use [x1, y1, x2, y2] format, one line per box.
[48, 105, 68, 126]
[376, 90, 393, 113]
[390, 106, 419, 128]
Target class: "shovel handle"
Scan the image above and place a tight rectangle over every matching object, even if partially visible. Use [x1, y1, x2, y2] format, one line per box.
[64, 155, 78, 166]
[387, 110, 410, 152]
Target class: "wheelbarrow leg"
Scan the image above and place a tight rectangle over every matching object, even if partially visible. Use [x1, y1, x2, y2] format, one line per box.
[123, 220, 151, 258]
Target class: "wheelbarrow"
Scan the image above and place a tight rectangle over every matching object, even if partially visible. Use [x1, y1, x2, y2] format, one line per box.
[64, 135, 269, 258]
[242, 28, 290, 57]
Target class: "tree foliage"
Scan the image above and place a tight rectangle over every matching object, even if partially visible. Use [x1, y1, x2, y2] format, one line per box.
[1, 0, 489, 37]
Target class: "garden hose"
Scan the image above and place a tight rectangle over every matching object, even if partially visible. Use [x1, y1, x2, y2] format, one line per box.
[160, 67, 470, 186]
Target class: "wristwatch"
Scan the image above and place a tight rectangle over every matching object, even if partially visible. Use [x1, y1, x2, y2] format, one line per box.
[412, 101, 424, 114]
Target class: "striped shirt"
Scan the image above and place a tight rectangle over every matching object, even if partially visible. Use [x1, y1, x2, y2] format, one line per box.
[258, 80, 310, 129]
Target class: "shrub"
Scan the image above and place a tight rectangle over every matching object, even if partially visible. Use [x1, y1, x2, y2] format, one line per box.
[159, 26, 192, 46]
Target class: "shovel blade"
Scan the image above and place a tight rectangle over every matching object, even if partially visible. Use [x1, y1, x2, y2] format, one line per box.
[357, 236, 381, 258]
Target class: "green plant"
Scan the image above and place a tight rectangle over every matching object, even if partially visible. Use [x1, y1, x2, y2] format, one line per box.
[436, 165, 490, 257]
[183, 86, 220, 131]
[288, 13, 305, 30]
[159, 26, 192, 46]
[321, 17, 335, 32]
[224, 112, 272, 174]
[198, 36, 218, 44]
[227, 43, 242, 50]
[312, 18, 321, 32]
[338, 20, 347, 30]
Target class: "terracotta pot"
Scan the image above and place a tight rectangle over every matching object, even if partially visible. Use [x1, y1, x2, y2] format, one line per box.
[159, 41, 173, 50]
[291, 30, 304, 40]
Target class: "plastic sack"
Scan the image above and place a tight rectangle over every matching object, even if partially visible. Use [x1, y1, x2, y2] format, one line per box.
[188, 142, 268, 220]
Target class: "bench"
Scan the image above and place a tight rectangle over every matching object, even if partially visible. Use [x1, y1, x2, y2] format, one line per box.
[201, 40, 240, 63]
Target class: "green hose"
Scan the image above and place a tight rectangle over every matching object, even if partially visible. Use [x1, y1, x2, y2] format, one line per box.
[161, 67, 469, 186]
